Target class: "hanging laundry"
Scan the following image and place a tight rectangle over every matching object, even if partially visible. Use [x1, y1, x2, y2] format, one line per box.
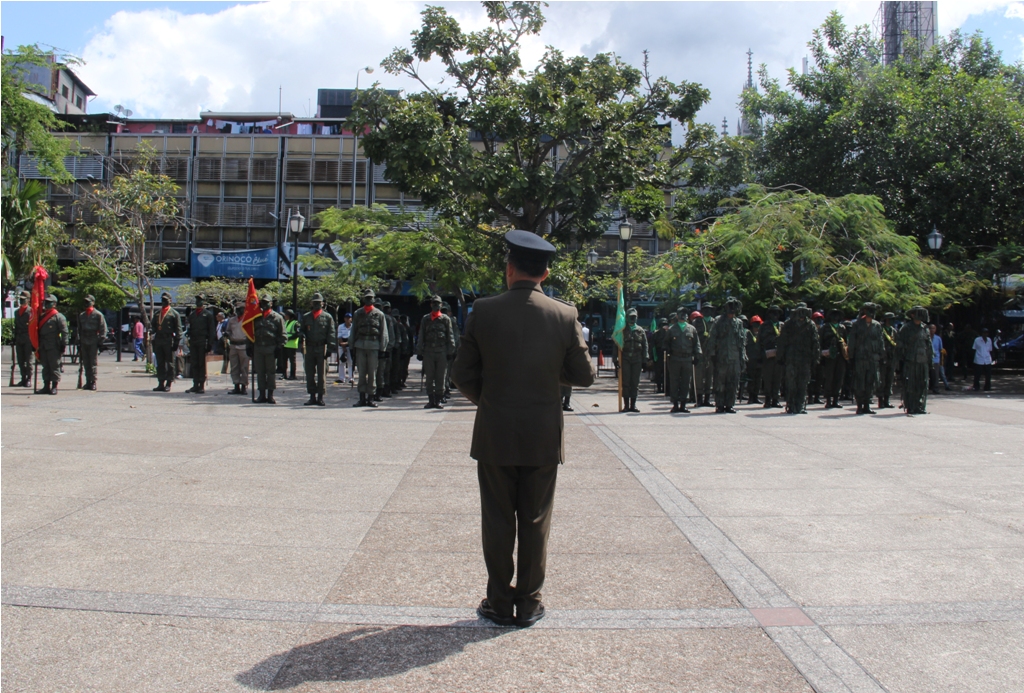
[297, 123, 313, 135]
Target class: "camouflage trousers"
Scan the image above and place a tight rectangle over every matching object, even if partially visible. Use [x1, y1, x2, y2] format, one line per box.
[714, 360, 742, 410]
[851, 357, 879, 407]
[667, 358, 694, 405]
[785, 361, 812, 413]
[902, 361, 929, 414]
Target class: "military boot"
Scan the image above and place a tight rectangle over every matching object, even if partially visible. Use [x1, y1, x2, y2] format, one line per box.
[832, 397, 843, 409]
[671, 402, 681, 413]
[366, 394, 378, 408]
[424, 394, 435, 410]
[266, 391, 276, 405]
[49, 383, 58, 395]
[231, 383, 242, 395]
[87, 382, 97, 391]
[316, 394, 325, 406]
[354, 393, 366, 408]
[304, 394, 318, 406]
[255, 391, 267, 403]
[153, 381, 165, 392]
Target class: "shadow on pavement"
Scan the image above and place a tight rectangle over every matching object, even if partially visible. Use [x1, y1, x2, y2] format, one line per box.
[236, 624, 509, 689]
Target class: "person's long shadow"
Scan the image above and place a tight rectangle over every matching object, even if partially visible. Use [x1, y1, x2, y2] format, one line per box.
[236, 623, 508, 690]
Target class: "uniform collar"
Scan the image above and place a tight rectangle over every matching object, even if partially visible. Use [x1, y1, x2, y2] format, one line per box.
[510, 280, 542, 292]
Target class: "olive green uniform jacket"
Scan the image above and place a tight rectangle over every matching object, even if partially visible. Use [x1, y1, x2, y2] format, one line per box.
[452, 281, 595, 466]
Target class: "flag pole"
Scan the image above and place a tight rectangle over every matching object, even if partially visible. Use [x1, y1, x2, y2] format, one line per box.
[617, 347, 623, 412]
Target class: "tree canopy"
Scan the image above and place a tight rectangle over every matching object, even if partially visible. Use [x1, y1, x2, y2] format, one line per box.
[743, 13, 1024, 261]
[653, 186, 979, 315]
[353, 1, 712, 244]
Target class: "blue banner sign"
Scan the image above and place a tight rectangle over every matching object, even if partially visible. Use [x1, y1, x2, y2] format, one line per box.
[191, 247, 278, 279]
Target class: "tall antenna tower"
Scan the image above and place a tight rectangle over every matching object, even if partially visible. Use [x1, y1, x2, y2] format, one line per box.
[877, 1, 938, 66]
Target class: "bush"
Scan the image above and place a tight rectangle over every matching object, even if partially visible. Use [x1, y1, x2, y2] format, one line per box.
[1, 318, 13, 345]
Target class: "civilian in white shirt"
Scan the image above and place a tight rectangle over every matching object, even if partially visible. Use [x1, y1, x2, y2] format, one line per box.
[929, 324, 949, 392]
[972, 327, 994, 391]
[336, 312, 354, 383]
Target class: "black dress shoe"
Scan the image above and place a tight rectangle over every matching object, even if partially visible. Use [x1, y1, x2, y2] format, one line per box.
[515, 603, 545, 628]
[562, 404, 573, 412]
[476, 599, 515, 627]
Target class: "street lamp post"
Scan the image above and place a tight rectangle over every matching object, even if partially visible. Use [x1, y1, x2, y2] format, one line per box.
[618, 221, 633, 307]
[927, 226, 944, 255]
[351, 66, 374, 207]
[289, 209, 305, 313]
[586, 248, 599, 266]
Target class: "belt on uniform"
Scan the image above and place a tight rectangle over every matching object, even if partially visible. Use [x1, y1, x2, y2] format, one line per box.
[230, 340, 248, 345]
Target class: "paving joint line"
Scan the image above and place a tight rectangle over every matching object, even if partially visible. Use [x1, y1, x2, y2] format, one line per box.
[578, 412, 887, 693]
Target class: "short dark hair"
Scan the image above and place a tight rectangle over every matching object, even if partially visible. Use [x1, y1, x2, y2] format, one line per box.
[507, 248, 549, 278]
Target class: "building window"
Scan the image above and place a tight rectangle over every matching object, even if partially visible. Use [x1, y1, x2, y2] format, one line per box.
[61, 85, 69, 98]
[76, 96, 83, 109]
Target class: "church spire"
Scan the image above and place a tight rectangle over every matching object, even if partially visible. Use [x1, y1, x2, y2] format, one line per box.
[745, 48, 754, 90]
[722, 117, 728, 137]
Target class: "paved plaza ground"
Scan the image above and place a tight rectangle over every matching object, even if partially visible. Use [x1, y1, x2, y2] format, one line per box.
[2, 352, 1022, 692]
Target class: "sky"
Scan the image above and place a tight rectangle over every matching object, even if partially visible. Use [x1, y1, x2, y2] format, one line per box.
[2, 0, 1023, 132]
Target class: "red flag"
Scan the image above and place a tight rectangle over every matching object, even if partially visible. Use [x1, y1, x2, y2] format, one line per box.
[28, 265, 48, 353]
[240, 277, 260, 341]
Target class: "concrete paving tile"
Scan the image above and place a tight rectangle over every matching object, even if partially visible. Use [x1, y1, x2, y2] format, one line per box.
[47, 500, 379, 550]
[111, 473, 402, 512]
[825, 621, 1024, 693]
[549, 486, 666, 516]
[179, 457, 412, 482]
[881, 464, 1024, 489]
[0, 448, 187, 474]
[250, 623, 810, 693]
[1, 533, 354, 603]
[658, 462, 890, 490]
[1, 606, 306, 693]
[0, 494, 93, 542]
[688, 486, 956, 517]
[357, 512, 479, 553]
[554, 463, 640, 489]
[548, 513, 694, 554]
[543, 551, 740, 610]
[918, 486, 1024, 514]
[382, 481, 481, 514]
[326, 549, 486, 607]
[0, 466, 155, 499]
[713, 511, 1024, 553]
[401, 466, 481, 488]
[750, 548, 1024, 606]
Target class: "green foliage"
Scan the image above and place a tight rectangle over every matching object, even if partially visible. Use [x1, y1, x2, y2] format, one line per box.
[1, 44, 77, 184]
[353, 1, 712, 244]
[670, 135, 755, 226]
[315, 204, 505, 300]
[654, 186, 979, 314]
[261, 276, 362, 312]
[72, 143, 185, 331]
[1, 179, 66, 294]
[744, 13, 1024, 258]
[51, 263, 128, 316]
[1, 318, 13, 345]
[174, 279, 249, 310]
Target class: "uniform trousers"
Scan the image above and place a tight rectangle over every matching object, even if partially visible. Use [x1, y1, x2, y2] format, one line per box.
[478, 461, 558, 617]
[852, 358, 879, 406]
[785, 361, 812, 413]
[761, 356, 782, 403]
[39, 345, 62, 385]
[390, 348, 402, 388]
[305, 342, 328, 396]
[355, 348, 378, 395]
[903, 361, 929, 413]
[229, 346, 249, 385]
[621, 357, 642, 400]
[15, 341, 33, 382]
[189, 340, 208, 388]
[154, 342, 175, 385]
[80, 342, 99, 385]
[254, 347, 277, 392]
[700, 357, 715, 400]
[745, 363, 761, 401]
[422, 351, 448, 397]
[375, 351, 390, 394]
[715, 360, 742, 409]
[821, 357, 845, 401]
[877, 361, 895, 402]
[667, 358, 693, 405]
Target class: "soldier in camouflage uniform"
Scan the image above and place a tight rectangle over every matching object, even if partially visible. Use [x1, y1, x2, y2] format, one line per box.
[389, 308, 405, 392]
[694, 303, 715, 407]
[744, 315, 763, 404]
[301, 292, 336, 406]
[777, 303, 820, 414]
[375, 299, 396, 399]
[442, 302, 460, 402]
[36, 294, 69, 395]
[13, 290, 34, 387]
[666, 308, 701, 413]
[185, 295, 216, 394]
[418, 294, 456, 409]
[252, 294, 286, 404]
[706, 297, 747, 413]
[652, 317, 669, 393]
[846, 302, 884, 415]
[819, 309, 847, 409]
[151, 292, 182, 392]
[759, 306, 783, 408]
[896, 306, 933, 415]
[809, 311, 825, 404]
[77, 294, 108, 390]
[876, 312, 898, 409]
[351, 289, 388, 408]
[620, 307, 649, 412]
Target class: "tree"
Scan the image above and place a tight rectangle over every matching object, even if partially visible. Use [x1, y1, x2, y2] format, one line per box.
[1, 179, 66, 298]
[743, 13, 1024, 258]
[1, 44, 77, 184]
[50, 263, 128, 317]
[353, 1, 713, 245]
[653, 186, 979, 315]
[71, 144, 189, 359]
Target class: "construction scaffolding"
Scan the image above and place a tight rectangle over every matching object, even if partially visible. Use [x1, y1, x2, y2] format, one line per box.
[877, 1, 938, 66]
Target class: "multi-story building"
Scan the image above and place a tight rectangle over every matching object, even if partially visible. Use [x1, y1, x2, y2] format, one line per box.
[13, 52, 95, 115]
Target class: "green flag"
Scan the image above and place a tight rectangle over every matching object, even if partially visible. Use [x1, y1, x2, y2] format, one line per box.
[611, 283, 626, 349]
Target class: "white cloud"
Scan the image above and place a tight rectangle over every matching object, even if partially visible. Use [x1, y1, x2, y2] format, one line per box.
[77, 1, 1024, 129]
